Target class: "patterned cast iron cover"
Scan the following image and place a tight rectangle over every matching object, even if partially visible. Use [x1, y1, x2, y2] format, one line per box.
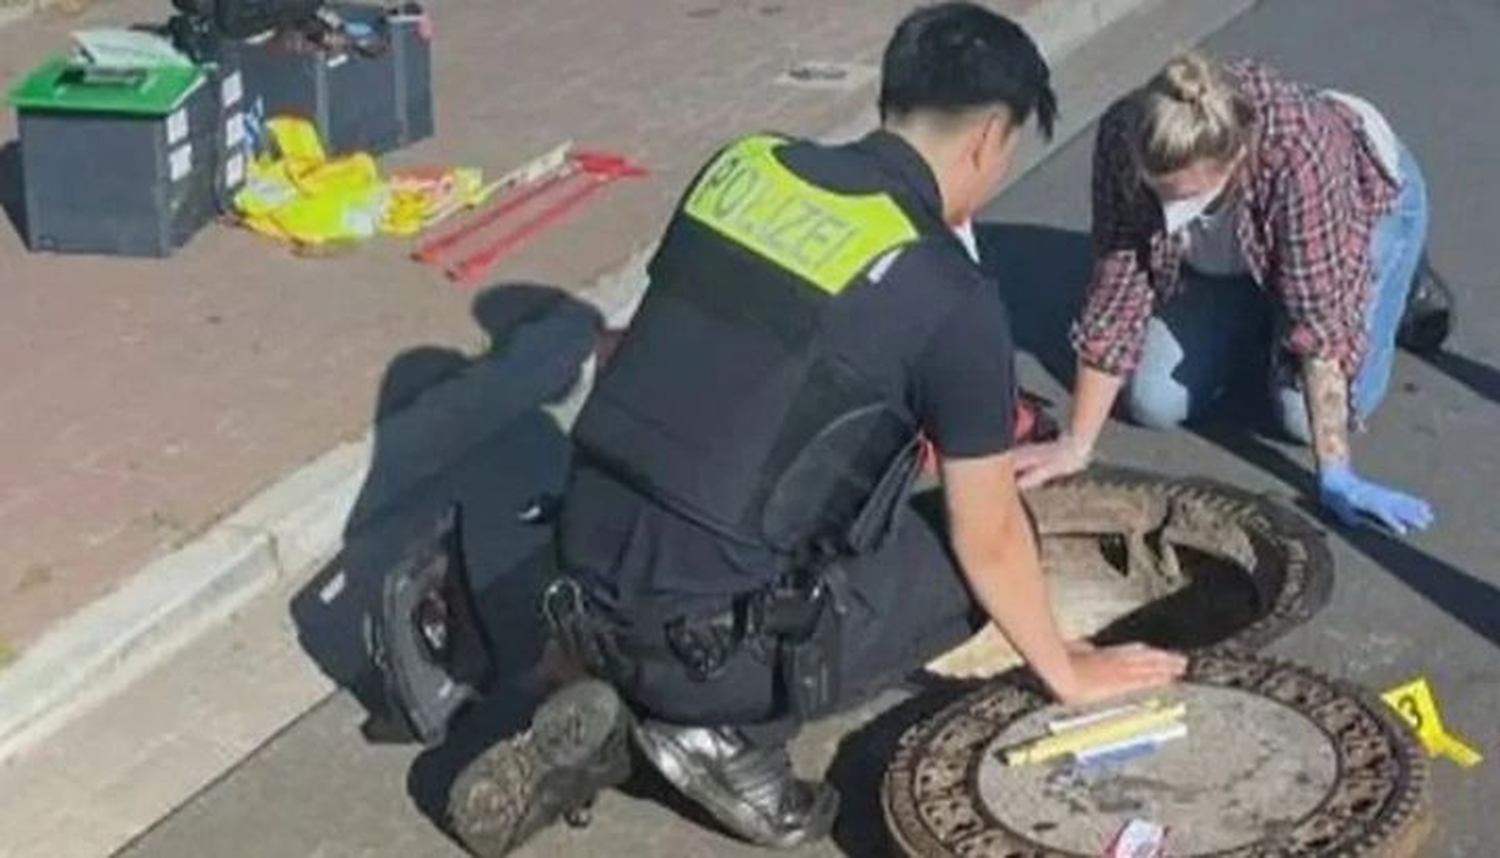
[884, 654, 1431, 857]
[928, 468, 1334, 680]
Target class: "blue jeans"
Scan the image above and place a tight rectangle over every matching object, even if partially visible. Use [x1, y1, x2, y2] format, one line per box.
[1125, 145, 1429, 442]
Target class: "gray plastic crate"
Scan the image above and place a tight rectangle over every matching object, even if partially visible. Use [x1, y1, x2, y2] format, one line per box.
[17, 68, 247, 257]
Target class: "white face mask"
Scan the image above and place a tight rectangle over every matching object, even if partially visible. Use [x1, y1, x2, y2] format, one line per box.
[1160, 177, 1232, 234]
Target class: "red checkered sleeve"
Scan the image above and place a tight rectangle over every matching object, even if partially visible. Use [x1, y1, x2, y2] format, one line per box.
[1264, 133, 1369, 376]
[1071, 108, 1157, 376]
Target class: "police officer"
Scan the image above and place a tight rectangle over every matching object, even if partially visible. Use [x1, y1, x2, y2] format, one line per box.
[451, 4, 1186, 854]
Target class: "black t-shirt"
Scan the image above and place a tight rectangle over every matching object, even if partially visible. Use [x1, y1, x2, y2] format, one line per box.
[560, 132, 1016, 604]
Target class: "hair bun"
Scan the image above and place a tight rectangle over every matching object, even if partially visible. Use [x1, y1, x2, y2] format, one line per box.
[1133, 50, 1249, 174]
[1160, 52, 1214, 105]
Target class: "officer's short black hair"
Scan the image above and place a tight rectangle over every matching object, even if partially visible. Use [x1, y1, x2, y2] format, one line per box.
[879, 2, 1057, 140]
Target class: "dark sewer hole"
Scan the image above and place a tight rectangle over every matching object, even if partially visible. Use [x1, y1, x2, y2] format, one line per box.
[1091, 544, 1270, 651]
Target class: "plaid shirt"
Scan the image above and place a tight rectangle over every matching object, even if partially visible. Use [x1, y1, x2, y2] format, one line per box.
[1071, 59, 1400, 378]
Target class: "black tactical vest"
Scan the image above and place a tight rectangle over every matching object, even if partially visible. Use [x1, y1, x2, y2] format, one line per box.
[571, 134, 953, 564]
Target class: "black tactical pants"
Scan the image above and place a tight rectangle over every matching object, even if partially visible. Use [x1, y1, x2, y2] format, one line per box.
[587, 491, 980, 749]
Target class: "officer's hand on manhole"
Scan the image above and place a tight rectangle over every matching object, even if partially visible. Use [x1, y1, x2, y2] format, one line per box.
[1049, 643, 1188, 706]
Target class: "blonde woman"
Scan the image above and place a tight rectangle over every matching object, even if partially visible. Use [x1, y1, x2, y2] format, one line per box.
[1017, 53, 1447, 535]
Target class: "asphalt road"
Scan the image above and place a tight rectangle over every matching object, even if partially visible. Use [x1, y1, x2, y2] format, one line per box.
[982, 0, 1500, 854]
[118, 0, 1499, 855]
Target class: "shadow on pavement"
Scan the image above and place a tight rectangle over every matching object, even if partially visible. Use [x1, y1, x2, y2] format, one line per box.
[0, 140, 26, 241]
[1422, 349, 1500, 406]
[287, 282, 601, 727]
[976, 222, 1092, 387]
[1201, 426, 1500, 649]
[824, 683, 973, 857]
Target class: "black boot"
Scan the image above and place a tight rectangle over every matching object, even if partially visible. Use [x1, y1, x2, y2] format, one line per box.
[447, 679, 632, 857]
[1397, 258, 1454, 354]
[631, 720, 839, 849]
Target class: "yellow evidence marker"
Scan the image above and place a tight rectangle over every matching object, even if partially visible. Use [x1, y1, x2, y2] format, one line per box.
[1381, 677, 1483, 768]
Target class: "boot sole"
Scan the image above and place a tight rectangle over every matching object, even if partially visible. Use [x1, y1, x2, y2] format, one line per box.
[630, 723, 838, 850]
[448, 680, 630, 857]
[1397, 310, 1452, 354]
[1398, 261, 1455, 354]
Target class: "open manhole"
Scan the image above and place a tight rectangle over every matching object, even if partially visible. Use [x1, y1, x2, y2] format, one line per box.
[927, 467, 1334, 680]
[883, 653, 1431, 857]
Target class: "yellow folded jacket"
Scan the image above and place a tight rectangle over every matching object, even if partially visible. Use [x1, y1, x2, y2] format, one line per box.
[233, 117, 484, 247]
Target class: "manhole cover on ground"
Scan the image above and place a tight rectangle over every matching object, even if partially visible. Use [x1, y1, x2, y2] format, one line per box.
[928, 468, 1333, 679]
[884, 654, 1431, 857]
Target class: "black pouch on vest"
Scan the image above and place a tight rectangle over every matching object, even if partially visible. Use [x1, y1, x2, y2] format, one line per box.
[843, 433, 922, 555]
[761, 395, 922, 558]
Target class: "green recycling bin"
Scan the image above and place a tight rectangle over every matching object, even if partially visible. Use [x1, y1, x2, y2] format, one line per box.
[7, 57, 246, 257]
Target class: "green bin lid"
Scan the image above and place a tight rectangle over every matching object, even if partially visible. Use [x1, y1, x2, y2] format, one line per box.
[7, 56, 205, 116]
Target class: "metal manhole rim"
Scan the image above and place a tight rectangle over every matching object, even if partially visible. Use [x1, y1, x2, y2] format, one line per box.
[1030, 464, 1336, 653]
[929, 466, 1339, 683]
[883, 653, 1431, 858]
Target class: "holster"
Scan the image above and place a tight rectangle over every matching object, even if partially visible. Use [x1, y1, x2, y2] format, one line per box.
[542, 577, 633, 682]
[755, 563, 845, 722]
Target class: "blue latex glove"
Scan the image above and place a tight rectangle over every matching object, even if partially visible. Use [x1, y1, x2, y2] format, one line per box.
[1318, 463, 1435, 535]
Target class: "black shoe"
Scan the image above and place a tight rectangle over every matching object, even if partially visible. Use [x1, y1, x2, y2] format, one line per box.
[1397, 259, 1454, 354]
[631, 721, 839, 849]
[447, 679, 632, 857]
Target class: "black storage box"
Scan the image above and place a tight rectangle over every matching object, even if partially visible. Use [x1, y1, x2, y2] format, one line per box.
[10, 61, 249, 257]
[226, 4, 433, 155]
[171, 0, 325, 40]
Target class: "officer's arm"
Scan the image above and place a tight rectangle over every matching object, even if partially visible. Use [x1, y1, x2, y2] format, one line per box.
[941, 452, 1079, 699]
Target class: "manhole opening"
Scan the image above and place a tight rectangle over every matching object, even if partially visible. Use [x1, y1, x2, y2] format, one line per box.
[1056, 537, 1270, 650]
[927, 471, 1329, 680]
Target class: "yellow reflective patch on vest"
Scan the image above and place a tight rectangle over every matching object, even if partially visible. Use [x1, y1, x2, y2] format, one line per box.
[683, 135, 919, 294]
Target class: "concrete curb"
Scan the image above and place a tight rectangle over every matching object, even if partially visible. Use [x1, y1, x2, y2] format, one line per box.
[0, 527, 278, 762]
[0, 0, 1167, 764]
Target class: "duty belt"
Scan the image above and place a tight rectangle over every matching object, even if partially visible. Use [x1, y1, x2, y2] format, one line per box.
[541, 564, 847, 684]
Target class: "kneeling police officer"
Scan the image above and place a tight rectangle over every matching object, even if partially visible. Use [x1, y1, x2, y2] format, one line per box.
[450, 3, 1187, 853]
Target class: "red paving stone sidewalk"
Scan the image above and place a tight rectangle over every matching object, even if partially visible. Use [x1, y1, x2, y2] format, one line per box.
[0, 0, 1045, 657]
